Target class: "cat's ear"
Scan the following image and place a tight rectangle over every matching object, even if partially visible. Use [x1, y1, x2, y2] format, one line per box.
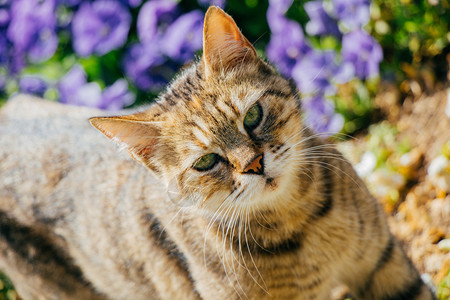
[202, 6, 257, 78]
[89, 114, 160, 169]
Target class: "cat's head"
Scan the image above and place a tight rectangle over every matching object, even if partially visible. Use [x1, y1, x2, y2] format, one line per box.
[91, 7, 309, 216]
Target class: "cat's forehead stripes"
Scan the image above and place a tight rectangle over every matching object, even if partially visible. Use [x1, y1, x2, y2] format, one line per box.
[186, 95, 201, 110]
[191, 117, 210, 136]
[157, 66, 298, 152]
[149, 55, 303, 174]
[233, 88, 265, 111]
[191, 126, 210, 149]
[215, 100, 237, 118]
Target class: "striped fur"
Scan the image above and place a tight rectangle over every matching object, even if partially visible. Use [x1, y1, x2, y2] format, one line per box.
[0, 7, 435, 300]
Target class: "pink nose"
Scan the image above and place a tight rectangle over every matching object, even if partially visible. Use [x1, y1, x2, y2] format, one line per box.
[243, 154, 264, 175]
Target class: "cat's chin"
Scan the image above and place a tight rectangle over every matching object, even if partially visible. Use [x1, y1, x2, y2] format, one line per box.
[264, 176, 278, 191]
[195, 163, 298, 214]
[236, 173, 293, 210]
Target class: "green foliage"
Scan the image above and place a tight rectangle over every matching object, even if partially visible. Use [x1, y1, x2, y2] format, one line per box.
[0, 272, 17, 300]
[366, 121, 412, 169]
[369, 0, 449, 82]
[438, 269, 450, 300]
[224, 0, 270, 49]
[2, 0, 448, 137]
[334, 79, 378, 135]
[337, 0, 448, 135]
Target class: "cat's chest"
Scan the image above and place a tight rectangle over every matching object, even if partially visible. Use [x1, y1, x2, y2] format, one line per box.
[163, 214, 338, 299]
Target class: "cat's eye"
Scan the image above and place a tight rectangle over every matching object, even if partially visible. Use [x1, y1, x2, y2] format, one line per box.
[193, 153, 219, 171]
[243, 104, 263, 131]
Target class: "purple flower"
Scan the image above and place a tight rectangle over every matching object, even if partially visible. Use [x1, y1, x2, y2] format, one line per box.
[303, 95, 344, 135]
[100, 79, 135, 110]
[332, 0, 370, 30]
[19, 75, 48, 96]
[58, 64, 102, 108]
[266, 2, 312, 77]
[0, 74, 5, 93]
[305, 1, 340, 37]
[72, 82, 103, 108]
[197, 0, 226, 9]
[56, 0, 82, 7]
[58, 64, 88, 104]
[59, 65, 134, 109]
[137, 0, 178, 45]
[161, 10, 203, 63]
[123, 43, 176, 91]
[72, 1, 131, 57]
[342, 29, 383, 79]
[266, 13, 311, 77]
[268, 0, 293, 14]
[119, 0, 142, 8]
[292, 50, 353, 96]
[0, 31, 8, 65]
[267, 5, 289, 34]
[8, 52, 26, 74]
[0, 8, 10, 26]
[7, 0, 58, 63]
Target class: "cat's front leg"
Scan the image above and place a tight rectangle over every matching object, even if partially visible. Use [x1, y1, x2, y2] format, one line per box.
[359, 237, 436, 300]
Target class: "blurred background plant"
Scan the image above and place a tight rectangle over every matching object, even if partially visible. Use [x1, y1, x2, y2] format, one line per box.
[0, 0, 447, 136]
[0, 272, 17, 300]
[0, 0, 449, 298]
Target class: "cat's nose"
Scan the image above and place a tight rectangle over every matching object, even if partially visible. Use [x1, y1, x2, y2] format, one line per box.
[242, 154, 264, 175]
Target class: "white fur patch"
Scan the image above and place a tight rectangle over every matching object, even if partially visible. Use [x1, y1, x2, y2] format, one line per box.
[192, 127, 210, 148]
[243, 89, 264, 110]
[216, 100, 235, 117]
[194, 118, 210, 134]
[231, 91, 247, 113]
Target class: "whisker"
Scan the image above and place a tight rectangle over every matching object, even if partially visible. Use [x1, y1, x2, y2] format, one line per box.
[158, 207, 183, 240]
[227, 205, 248, 299]
[244, 206, 269, 293]
[218, 203, 246, 299]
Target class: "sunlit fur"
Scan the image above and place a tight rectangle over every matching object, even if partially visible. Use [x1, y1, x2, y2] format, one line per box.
[93, 30, 434, 300]
[0, 7, 435, 300]
[87, 7, 435, 300]
[154, 61, 304, 216]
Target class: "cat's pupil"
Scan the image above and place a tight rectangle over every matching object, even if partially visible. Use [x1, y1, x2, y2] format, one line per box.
[243, 103, 262, 131]
[193, 153, 219, 171]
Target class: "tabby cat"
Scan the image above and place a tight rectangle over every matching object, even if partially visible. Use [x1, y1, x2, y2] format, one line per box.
[0, 6, 435, 300]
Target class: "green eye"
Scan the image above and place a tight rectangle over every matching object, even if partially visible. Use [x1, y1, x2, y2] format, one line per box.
[193, 153, 219, 171]
[244, 104, 262, 130]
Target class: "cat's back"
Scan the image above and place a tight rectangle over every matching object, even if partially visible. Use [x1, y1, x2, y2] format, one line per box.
[0, 94, 161, 226]
[0, 95, 203, 300]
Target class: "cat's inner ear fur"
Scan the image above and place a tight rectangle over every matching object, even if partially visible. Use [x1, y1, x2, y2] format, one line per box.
[89, 114, 160, 170]
[202, 6, 257, 78]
